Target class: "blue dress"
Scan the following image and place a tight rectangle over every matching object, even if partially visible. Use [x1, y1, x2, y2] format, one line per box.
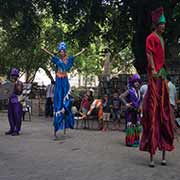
[52, 55, 75, 132]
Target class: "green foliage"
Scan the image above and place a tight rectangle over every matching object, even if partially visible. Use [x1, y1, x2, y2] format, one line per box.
[0, 0, 180, 78]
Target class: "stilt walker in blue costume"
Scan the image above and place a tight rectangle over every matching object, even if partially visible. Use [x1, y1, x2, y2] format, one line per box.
[42, 42, 85, 139]
[5, 68, 23, 136]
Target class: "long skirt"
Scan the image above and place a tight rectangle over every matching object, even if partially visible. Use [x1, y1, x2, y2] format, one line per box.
[140, 77, 174, 155]
[53, 76, 74, 132]
[125, 109, 141, 147]
[8, 101, 22, 133]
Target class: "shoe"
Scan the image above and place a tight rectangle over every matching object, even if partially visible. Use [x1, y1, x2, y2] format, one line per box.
[5, 130, 13, 135]
[132, 144, 139, 148]
[102, 128, 106, 132]
[11, 132, 19, 136]
[149, 161, 155, 168]
[161, 160, 167, 166]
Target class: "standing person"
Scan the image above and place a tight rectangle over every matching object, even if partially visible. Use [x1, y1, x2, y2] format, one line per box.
[167, 75, 178, 129]
[45, 80, 55, 118]
[47, 42, 85, 139]
[120, 74, 142, 147]
[5, 68, 23, 136]
[140, 7, 174, 167]
[87, 89, 94, 105]
[102, 94, 111, 131]
[79, 93, 90, 129]
[111, 92, 121, 130]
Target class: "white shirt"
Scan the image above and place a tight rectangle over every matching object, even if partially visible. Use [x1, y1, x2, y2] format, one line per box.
[168, 81, 177, 106]
[46, 84, 54, 98]
[140, 84, 148, 99]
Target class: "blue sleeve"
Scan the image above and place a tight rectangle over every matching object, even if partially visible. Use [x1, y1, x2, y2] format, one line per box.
[52, 56, 65, 69]
[52, 55, 74, 71]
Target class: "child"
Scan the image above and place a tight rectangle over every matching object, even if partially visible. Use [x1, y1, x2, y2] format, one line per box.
[102, 94, 111, 131]
[120, 74, 142, 147]
[79, 93, 90, 129]
[111, 92, 121, 130]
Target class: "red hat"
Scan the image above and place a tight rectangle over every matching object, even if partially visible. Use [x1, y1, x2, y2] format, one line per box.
[151, 7, 166, 25]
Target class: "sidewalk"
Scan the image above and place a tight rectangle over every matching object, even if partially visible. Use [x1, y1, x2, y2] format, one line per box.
[0, 113, 180, 180]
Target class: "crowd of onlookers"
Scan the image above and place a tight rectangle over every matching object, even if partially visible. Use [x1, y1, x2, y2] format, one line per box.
[44, 75, 179, 132]
[78, 90, 122, 131]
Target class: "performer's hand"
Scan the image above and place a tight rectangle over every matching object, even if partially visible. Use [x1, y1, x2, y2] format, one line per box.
[138, 105, 142, 113]
[60, 108, 65, 114]
[74, 48, 86, 57]
[152, 69, 157, 78]
[126, 103, 132, 108]
[174, 105, 177, 111]
[87, 111, 90, 116]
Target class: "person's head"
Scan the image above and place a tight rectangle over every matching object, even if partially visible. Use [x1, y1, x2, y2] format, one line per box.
[130, 74, 141, 89]
[86, 90, 91, 97]
[89, 88, 94, 96]
[84, 93, 88, 98]
[57, 42, 66, 58]
[151, 7, 166, 34]
[10, 68, 19, 82]
[154, 23, 165, 34]
[104, 94, 109, 100]
[113, 92, 119, 98]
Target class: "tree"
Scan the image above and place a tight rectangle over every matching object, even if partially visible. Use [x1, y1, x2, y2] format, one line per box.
[131, 0, 180, 73]
[0, 0, 179, 77]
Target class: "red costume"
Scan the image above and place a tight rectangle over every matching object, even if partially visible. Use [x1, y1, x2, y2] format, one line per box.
[140, 8, 174, 155]
[146, 33, 165, 72]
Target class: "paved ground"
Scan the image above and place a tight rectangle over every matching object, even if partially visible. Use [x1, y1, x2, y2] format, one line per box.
[0, 113, 180, 180]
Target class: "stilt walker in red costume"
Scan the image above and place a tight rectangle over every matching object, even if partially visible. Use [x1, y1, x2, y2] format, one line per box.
[140, 7, 174, 167]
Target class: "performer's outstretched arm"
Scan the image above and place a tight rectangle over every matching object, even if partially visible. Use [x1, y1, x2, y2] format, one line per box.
[120, 90, 132, 108]
[74, 48, 86, 57]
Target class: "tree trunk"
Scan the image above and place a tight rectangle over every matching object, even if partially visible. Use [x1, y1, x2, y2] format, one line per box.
[78, 73, 81, 87]
[41, 67, 55, 84]
[25, 70, 37, 83]
[132, 0, 180, 74]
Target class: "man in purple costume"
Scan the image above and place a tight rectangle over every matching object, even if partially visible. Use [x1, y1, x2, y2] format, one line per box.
[5, 68, 23, 136]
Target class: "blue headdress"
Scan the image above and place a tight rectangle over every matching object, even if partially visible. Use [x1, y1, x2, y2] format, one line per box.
[57, 42, 66, 52]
